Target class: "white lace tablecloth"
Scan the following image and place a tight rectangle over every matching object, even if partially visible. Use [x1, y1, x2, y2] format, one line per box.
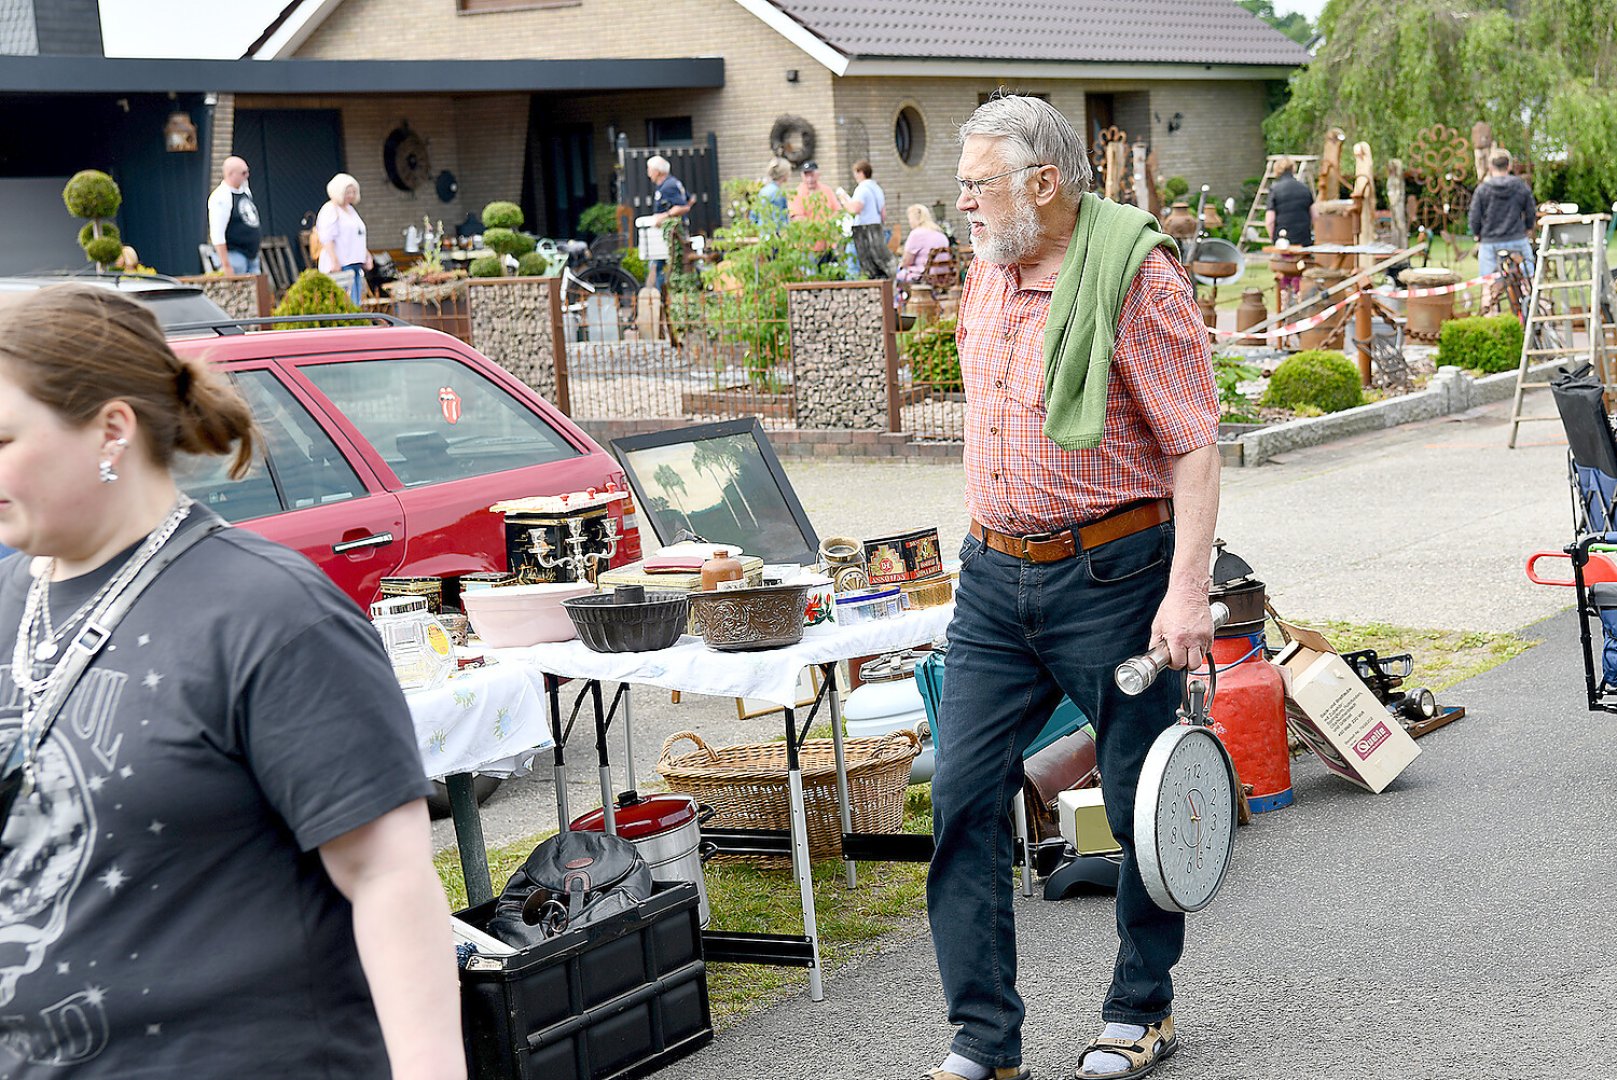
[405, 662, 555, 780]
[498, 604, 954, 708]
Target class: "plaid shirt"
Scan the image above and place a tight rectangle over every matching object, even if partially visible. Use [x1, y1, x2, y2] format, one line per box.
[957, 245, 1218, 535]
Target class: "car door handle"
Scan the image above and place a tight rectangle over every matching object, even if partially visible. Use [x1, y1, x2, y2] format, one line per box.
[332, 532, 395, 555]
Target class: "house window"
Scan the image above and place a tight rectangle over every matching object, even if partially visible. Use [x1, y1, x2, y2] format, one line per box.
[895, 105, 926, 166]
[457, 0, 581, 12]
[646, 116, 694, 147]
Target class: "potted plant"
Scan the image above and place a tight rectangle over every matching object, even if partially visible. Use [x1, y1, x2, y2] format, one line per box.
[386, 215, 470, 340]
[63, 170, 123, 270]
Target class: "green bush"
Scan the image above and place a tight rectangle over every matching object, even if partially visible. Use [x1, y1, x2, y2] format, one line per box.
[63, 170, 121, 220]
[577, 202, 620, 237]
[515, 251, 548, 277]
[619, 247, 647, 285]
[468, 255, 504, 278]
[1261, 349, 1364, 413]
[271, 269, 366, 328]
[481, 201, 523, 230]
[1213, 353, 1262, 422]
[1164, 176, 1189, 201]
[82, 235, 123, 267]
[1436, 315, 1524, 374]
[482, 227, 535, 260]
[78, 222, 119, 248]
[901, 318, 961, 391]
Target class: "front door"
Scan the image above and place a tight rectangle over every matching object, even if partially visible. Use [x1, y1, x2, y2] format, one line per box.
[233, 108, 345, 271]
[527, 119, 596, 240]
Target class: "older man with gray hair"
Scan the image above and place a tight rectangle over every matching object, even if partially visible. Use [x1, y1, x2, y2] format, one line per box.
[646, 154, 695, 289]
[925, 95, 1220, 1080]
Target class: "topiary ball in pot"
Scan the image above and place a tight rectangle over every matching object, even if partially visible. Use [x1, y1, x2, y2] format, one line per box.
[481, 201, 524, 230]
[63, 170, 122, 221]
[78, 222, 120, 249]
[271, 268, 366, 328]
[1261, 349, 1364, 414]
[467, 255, 504, 278]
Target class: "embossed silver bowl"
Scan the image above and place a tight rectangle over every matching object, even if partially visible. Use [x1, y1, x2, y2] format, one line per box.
[687, 584, 812, 652]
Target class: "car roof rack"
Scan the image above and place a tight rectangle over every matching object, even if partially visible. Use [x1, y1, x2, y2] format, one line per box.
[164, 313, 409, 335]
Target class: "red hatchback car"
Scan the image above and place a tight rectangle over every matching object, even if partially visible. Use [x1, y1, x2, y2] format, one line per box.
[168, 321, 640, 607]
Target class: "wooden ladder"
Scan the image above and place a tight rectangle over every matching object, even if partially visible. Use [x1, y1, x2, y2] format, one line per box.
[1507, 213, 1617, 447]
[1239, 154, 1319, 251]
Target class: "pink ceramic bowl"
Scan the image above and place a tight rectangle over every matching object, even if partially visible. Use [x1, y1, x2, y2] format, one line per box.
[461, 582, 597, 647]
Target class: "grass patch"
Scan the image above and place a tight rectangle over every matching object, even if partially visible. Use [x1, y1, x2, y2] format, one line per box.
[436, 787, 936, 1028]
[1271, 616, 1536, 691]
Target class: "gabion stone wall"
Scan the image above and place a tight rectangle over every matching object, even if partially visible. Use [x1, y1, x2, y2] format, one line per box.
[184, 276, 258, 320]
[787, 281, 893, 430]
[467, 277, 566, 409]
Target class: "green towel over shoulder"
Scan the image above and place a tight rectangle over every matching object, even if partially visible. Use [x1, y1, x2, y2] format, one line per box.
[1042, 191, 1177, 449]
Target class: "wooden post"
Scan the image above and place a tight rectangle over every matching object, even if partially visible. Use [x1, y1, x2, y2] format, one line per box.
[882, 279, 902, 434]
[1354, 284, 1373, 386]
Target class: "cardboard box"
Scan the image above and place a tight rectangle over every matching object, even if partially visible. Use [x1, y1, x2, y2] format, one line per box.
[1057, 788, 1121, 855]
[1273, 622, 1420, 793]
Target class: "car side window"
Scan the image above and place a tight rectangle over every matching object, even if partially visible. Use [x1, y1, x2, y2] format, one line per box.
[174, 369, 366, 521]
[300, 356, 579, 488]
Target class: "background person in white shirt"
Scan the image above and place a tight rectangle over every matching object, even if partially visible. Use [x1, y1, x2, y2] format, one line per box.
[837, 158, 894, 279]
[207, 156, 262, 275]
[316, 173, 373, 303]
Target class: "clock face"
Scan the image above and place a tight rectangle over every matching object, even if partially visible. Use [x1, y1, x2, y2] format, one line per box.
[1136, 727, 1236, 913]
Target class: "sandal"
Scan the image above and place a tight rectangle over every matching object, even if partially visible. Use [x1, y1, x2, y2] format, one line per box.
[1074, 1017, 1177, 1079]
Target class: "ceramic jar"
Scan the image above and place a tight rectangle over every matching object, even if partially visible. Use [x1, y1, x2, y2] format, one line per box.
[1236, 289, 1268, 332]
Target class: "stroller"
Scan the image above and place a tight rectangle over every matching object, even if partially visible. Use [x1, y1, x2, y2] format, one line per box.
[1525, 362, 1617, 713]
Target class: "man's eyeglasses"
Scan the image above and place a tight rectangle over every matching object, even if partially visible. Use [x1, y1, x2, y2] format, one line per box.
[954, 164, 1050, 197]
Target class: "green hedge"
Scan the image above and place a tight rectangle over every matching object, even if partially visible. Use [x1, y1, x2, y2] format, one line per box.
[1436, 315, 1523, 374]
[1261, 349, 1363, 413]
[901, 318, 961, 391]
[481, 201, 523, 230]
[468, 255, 504, 278]
[271, 269, 366, 328]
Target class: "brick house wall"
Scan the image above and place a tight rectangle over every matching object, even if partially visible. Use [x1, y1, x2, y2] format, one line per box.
[287, 1, 1277, 240]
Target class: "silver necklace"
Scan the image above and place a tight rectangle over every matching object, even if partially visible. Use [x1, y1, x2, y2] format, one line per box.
[11, 495, 194, 698]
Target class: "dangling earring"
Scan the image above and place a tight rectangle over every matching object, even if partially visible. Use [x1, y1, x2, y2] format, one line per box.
[99, 437, 128, 484]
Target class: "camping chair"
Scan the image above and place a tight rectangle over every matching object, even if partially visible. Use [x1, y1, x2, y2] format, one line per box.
[197, 243, 221, 274]
[258, 236, 300, 296]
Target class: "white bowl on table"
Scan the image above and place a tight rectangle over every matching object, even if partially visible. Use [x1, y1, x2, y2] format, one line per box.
[461, 582, 596, 647]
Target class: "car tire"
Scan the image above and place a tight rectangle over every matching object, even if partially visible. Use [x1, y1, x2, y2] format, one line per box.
[427, 774, 504, 820]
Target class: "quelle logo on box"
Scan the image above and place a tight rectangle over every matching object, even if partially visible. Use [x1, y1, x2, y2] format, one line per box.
[1354, 721, 1392, 761]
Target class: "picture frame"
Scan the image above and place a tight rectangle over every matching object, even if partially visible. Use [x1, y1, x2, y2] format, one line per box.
[611, 418, 821, 565]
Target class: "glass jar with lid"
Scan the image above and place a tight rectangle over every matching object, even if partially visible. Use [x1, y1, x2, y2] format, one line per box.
[369, 595, 456, 691]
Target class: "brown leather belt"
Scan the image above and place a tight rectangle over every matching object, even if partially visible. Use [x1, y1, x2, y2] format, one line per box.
[970, 499, 1171, 564]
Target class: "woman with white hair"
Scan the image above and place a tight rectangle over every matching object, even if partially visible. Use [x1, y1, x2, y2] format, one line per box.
[316, 172, 373, 303]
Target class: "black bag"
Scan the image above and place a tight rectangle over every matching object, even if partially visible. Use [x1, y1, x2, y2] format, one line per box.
[486, 830, 653, 948]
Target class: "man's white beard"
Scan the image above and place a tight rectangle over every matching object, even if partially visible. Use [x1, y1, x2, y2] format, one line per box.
[972, 188, 1042, 265]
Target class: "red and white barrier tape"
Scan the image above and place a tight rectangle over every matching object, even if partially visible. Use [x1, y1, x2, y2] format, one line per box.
[1371, 271, 1501, 298]
[1208, 295, 1354, 340]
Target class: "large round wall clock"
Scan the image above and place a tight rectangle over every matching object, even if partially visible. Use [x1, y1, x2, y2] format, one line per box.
[1134, 721, 1238, 913]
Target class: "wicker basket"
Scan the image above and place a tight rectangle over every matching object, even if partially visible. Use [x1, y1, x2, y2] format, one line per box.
[657, 728, 921, 862]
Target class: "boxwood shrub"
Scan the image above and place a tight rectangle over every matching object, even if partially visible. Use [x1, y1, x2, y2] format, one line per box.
[1261, 349, 1364, 414]
[1436, 315, 1523, 374]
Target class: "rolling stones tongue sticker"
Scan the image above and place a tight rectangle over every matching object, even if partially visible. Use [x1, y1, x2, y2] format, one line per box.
[439, 386, 462, 425]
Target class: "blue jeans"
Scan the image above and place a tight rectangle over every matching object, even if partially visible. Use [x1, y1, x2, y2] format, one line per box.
[650, 258, 666, 289]
[227, 250, 260, 275]
[342, 261, 366, 303]
[928, 521, 1185, 1068]
[1479, 237, 1534, 279]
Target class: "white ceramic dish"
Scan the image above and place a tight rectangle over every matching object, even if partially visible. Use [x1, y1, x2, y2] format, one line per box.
[461, 581, 596, 647]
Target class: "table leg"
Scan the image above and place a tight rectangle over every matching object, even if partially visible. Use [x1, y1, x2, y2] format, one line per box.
[784, 704, 825, 1002]
[826, 664, 857, 889]
[546, 675, 571, 831]
[621, 684, 638, 793]
[446, 772, 494, 907]
[591, 680, 617, 834]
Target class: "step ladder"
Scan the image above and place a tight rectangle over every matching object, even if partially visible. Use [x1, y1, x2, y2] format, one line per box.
[1239, 154, 1319, 251]
[1507, 213, 1617, 447]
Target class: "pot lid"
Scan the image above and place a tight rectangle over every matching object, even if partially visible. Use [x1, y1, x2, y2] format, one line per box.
[570, 792, 696, 839]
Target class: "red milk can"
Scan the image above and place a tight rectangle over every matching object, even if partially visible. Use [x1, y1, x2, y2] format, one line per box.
[1203, 631, 1293, 812]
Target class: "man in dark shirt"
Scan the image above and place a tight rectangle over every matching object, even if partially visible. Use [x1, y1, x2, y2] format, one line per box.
[1469, 150, 1537, 280]
[646, 154, 694, 289]
[1264, 156, 1314, 246]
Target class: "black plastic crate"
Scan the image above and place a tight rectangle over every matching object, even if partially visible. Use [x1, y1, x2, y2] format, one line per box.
[457, 881, 713, 1080]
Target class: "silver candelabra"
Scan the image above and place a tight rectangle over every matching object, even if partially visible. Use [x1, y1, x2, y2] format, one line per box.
[528, 516, 620, 582]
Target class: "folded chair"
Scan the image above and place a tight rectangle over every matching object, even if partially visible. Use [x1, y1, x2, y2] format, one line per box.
[1549, 363, 1617, 707]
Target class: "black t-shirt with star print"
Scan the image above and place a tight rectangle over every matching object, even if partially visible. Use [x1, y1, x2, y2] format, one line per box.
[0, 510, 432, 1077]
